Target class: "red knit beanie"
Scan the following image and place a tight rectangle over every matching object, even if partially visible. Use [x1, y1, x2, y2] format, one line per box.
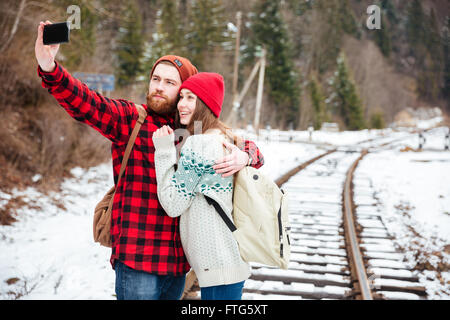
[179, 72, 224, 118]
[150, 55, 198, 82]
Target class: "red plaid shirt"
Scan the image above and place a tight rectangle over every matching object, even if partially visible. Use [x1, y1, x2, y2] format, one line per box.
[37, 61, 264, 276]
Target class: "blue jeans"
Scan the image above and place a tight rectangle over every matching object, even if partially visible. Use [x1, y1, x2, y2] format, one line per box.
[114, 261, 186, 300]
[200, 281, 245, 300]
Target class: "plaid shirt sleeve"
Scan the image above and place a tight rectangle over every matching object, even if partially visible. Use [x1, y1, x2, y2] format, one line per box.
[37, 61, 137, 144]
[242, 139, 264, 169]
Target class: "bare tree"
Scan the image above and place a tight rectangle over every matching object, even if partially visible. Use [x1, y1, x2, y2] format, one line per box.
[0, 0, 26, 54]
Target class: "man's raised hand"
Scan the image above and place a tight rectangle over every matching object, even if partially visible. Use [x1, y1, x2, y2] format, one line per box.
[213, 140, 250, 178]
[35, 21, 59, 72]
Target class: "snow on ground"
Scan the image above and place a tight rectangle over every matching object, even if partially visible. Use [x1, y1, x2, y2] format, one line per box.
[358, 148, 450, 241]
[1, 120, 449, 300]
[0, 164, 115, 299]
[354, 126, 450, 299]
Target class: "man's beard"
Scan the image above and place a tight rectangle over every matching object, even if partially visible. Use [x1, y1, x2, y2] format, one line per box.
[146, 92, 176, 115]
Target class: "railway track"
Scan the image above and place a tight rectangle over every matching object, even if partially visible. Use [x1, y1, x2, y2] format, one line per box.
[182, 129, 438, 300]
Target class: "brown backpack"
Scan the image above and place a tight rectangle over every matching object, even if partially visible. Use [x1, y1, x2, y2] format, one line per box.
[93, 104, 147, 247]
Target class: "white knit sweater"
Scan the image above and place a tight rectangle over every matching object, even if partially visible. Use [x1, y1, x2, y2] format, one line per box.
[153, 132, 250, 288]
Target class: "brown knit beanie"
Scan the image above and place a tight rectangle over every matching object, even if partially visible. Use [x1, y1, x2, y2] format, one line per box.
[150, 55, 198, 82]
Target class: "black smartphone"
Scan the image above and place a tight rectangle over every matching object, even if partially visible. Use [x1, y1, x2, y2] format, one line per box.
[43, 22, 70, 45]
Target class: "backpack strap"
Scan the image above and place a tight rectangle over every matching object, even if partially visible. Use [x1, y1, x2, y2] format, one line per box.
[117, 104, 147, 183]
[204, 195, 237, 232]
[136, 103, 147, 125]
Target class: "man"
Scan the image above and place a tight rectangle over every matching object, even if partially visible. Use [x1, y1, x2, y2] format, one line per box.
[35, 21, 264, 300]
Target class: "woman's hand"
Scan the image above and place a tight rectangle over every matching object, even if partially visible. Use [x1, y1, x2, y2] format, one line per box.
[153, 125, 174, 138]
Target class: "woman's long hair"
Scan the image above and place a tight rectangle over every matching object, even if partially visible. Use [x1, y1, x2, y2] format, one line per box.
[175, 97, 244, 148]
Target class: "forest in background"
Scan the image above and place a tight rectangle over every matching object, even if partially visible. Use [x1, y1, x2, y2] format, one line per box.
[0, 0, 449, 195]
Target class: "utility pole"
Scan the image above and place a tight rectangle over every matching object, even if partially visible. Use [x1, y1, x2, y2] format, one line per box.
[254, 48, 266, 136]
[230, 11, 242, 128]
[445, 127, 449, 151]
[418, 131, 426, 150]
[225, 12, 266, 135]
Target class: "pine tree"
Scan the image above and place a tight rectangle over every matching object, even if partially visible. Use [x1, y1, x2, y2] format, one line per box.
[443, 18, 450, 106]
[372, 14, 392, 57]
[427, 9, 441, 58]
[370, 111, 386, 129]
[406, 0, 426, 51]
[313, 0, 359, 74]
[285, 0, 313, 16]
[309, 74, 328, 130]
[332, 53, 365, 131]
[419, 9, 444, 101]
[380, 0, 398, 25]
[59, 0, 98, 70]
[337, 0, 360, 38]
[374, 0, 397, 57]
[246, 0, 300, 128]
[159, 0, 185, 53]
[115, 1, 144, 87]
[186, 0, 229, 70]
[143, 0, 186, 73]
[406, 2, 443, 101]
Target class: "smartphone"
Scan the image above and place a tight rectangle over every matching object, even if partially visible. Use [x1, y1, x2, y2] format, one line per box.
[43, 22, 70, 45]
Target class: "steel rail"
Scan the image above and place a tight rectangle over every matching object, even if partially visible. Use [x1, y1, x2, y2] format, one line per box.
[342, 149, 373, 300]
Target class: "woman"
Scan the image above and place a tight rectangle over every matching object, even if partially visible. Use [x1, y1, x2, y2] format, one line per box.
[152, 72, 249, 300]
